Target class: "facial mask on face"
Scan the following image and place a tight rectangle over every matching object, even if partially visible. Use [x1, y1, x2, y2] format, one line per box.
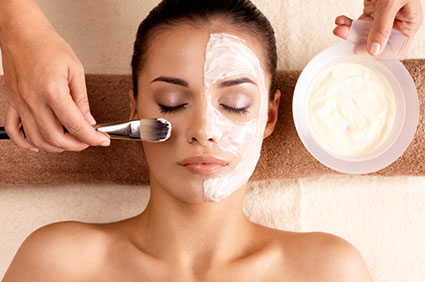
[203, 33, 268, 202]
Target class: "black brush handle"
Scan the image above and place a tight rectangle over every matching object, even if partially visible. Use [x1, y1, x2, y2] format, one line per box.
[0, 126, 69, 139]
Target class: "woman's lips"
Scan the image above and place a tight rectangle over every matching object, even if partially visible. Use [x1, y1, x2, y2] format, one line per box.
[178, 155, 228, 174]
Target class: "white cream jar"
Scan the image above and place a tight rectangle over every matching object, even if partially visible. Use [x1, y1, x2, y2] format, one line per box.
[293, 20, 418, 174]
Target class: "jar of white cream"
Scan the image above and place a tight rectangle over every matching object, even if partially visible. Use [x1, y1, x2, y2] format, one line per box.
[293, 20, 419, 174]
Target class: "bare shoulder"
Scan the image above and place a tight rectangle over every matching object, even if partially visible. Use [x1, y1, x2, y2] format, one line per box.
[276, 231, 373, 282]
[3, 221, 110, 282]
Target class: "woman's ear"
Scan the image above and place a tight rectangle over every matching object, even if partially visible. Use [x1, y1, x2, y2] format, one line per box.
[263, 89, 281, 139]
[129, 89, 139, 120]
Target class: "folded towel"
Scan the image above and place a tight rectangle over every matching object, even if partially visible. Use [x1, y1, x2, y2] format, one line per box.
[0, 59, 423, 186]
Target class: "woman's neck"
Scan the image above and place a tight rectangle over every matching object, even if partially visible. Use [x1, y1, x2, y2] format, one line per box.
[131, 177, 258, 274]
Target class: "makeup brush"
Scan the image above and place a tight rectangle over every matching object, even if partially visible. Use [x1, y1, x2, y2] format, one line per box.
[0, 118, 172, 142]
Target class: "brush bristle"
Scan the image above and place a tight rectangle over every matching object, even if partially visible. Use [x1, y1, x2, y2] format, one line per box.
[140, 118, 171, 142]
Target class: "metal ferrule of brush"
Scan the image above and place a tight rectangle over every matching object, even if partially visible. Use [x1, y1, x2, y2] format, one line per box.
[95, 120, 141, 141]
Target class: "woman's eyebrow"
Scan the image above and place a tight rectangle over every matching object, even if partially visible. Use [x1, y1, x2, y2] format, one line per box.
[218, 77, 257, 88]
[151, 76, 189, 87]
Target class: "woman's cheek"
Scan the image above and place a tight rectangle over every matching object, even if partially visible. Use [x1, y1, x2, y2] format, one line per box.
[217, 118, 259, 157]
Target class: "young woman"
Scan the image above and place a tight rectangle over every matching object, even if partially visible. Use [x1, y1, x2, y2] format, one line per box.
[4, 1, 372, 281]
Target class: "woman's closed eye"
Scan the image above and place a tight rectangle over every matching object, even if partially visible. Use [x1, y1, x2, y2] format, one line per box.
[158, 103, 188, 113]
[153, 89, 189, 113]
[220, 104, 250, 115]
[218, 95, 252, 115]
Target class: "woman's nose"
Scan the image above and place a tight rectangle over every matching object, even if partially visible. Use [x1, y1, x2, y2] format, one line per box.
[185, 102, 216, 145]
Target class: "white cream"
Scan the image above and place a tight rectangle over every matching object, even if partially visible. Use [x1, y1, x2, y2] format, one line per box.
[203, 33, 268, 202]
[307, 63, 395, 158]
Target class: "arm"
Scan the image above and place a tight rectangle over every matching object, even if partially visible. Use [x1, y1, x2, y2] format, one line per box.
[333, 0, 423, 56]
[0, 0, 110, 152]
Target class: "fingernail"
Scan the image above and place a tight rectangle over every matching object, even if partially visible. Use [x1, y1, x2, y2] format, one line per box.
[86, 112, 97, 126]
[29, 148, 39, 153]
[100, 138, 110, 147]
[370, 42, 381, 56]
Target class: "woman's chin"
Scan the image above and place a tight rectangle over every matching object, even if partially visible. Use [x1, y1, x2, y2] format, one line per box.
[166, 181, 225, 203]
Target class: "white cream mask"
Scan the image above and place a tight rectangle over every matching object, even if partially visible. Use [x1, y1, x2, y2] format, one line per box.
[202, 33, 268, 202]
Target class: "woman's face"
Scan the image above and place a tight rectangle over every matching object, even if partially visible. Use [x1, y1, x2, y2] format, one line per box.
[129, 23, 279, 203]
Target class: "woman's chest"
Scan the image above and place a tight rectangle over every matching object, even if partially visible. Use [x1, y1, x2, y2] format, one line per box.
[92, 249, 302, 282]
[93, 266, 291, 282]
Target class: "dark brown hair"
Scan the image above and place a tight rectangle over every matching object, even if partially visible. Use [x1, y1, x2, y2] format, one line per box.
[131, 0, 277, 100]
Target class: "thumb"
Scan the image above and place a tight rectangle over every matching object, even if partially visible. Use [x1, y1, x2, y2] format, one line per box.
[68, 65, 97, 125]
[367, 2, 398, 56]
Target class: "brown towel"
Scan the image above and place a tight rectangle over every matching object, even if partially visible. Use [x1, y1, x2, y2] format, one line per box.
[0, 59, 424, 186]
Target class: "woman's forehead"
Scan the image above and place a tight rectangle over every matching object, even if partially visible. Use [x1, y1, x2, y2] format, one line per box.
[142, 24, 268, 82]
[204, 33, 266, 91]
